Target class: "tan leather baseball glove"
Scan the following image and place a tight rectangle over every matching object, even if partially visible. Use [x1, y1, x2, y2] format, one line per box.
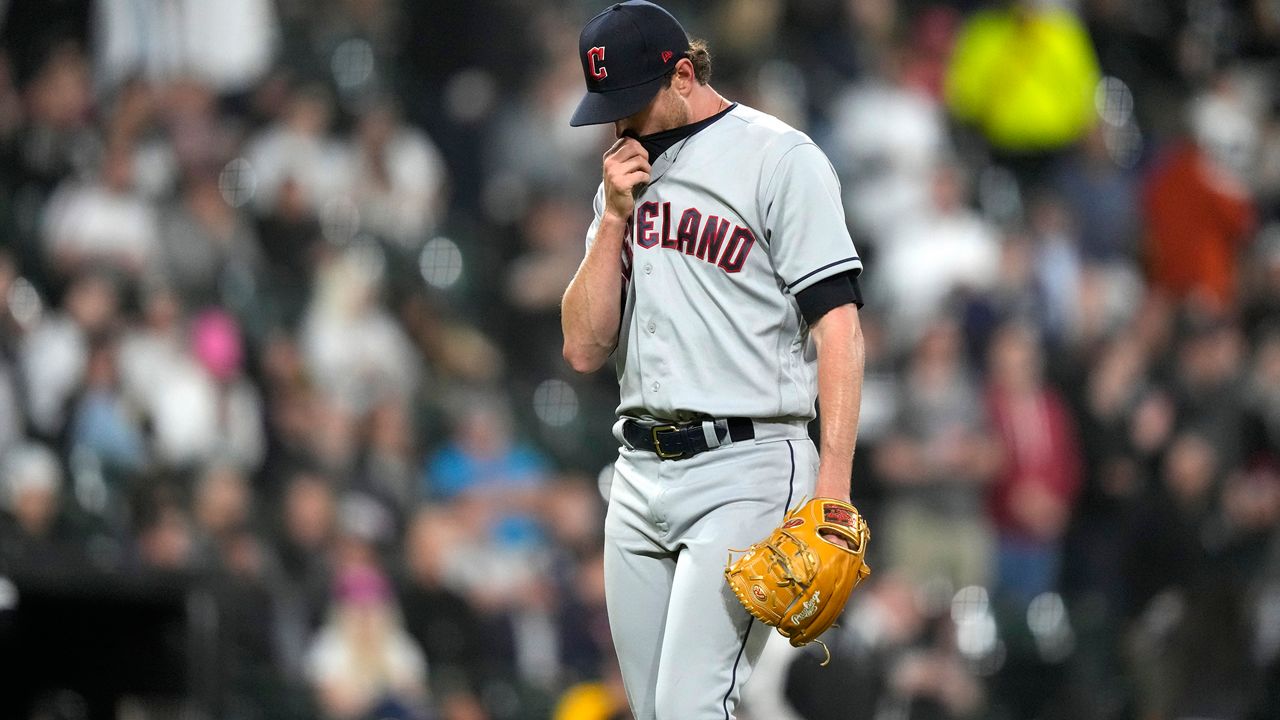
[725, 498, 871, 662]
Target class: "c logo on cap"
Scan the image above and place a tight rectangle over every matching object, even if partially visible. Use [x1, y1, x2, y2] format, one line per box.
[587, 46, 607, 80]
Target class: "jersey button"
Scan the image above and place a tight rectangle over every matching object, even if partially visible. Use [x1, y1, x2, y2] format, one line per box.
[643, 263, 652, 275]
[647, 322, 656, 333]
[651, 381, 660, 392]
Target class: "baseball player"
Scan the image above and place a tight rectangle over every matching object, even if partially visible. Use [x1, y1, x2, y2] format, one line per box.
[560, 2, 867, 718]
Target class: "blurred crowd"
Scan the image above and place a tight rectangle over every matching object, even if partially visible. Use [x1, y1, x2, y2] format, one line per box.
[0, 0, 1279, 719]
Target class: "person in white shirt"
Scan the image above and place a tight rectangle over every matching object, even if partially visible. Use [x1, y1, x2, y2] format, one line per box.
[305, 563, 429, 720]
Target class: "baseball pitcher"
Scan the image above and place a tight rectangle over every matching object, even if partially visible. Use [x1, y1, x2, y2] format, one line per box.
[561, 3, 872, 718]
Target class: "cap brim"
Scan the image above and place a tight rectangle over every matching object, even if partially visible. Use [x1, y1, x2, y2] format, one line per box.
[569, 75, 667, 127]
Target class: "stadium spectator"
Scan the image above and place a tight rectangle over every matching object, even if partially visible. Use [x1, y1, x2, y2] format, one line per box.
[503, 193, 593, 385]
[875, 162, 1001, 350]
[827, 42, 949, 245]
[190, 463, 253, 562]
[8, 42, 95, 195]
[134, 497, 195, 573]
[1050, 125, 1141, 265]
[0, 442, 79, 573]
[300, 244, 420, 418]
[1025, 192, 1084, 345]
[875, 318, 998, 590]
[246, 84, 350, 216]
[400, 508, 488, 706]
[1142, 135, 1257, 311]
[19, 271, 119, 438]
[69, 334, 148, 474]
[306, 561, 429, 720]
[1121, 431, 1263, 719]
[1172, 314, 1249, 471]
[41, 141, 159, 281]
[271, 470, 339, 683]
[484, 46, 608, 210]
[94, 0, 279, 95]
[144, 308, 264, 471]
[207, 526, 282, 714]
[985, 323, 1082, 605]
[157, 171, 264, 309]
[118, 284, 185, 403]
[552, 661, 630, 720]
[349, 97, 447, 247]
[945, 0, 1100, 160]
[423, 398, 549, 549]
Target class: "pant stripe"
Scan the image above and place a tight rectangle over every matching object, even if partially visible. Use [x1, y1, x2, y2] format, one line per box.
[720, 440, 797, 719]
[783, 439, 796, 515]
[721, 618, 753, 720]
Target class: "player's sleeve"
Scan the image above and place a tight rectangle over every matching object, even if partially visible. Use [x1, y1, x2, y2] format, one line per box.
[762, 142, 863, 295]
[795, 271, 863, 325]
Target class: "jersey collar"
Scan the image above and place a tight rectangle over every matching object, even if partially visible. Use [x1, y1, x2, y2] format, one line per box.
[630, 102, 738, 163]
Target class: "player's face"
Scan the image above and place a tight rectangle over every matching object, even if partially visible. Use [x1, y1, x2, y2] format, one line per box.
[614, 84, 690, 138]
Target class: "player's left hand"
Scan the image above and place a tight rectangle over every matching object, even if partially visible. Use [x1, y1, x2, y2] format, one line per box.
[819, 529, 851, 549]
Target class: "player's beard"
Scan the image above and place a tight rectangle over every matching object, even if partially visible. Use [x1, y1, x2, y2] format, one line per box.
[655, 88, 691, 133]
[622, 88, 695, 162]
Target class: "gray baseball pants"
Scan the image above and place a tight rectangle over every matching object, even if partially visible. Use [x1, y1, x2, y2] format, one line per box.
[603, 421, 817, 720]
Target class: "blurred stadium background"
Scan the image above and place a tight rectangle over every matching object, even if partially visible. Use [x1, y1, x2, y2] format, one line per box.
[0, 0, 1279, 718]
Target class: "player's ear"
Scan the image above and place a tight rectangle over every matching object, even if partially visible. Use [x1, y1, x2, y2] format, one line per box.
[673, 58, 696, 95]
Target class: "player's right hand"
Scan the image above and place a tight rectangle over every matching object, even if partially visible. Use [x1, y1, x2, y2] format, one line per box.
[602, 137, 650, 220]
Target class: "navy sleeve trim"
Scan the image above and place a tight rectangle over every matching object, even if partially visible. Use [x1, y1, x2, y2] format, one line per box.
[786, 256, 861, 291]
[797, 272, 863, 325]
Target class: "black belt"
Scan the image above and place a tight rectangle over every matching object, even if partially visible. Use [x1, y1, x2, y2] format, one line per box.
[622, 417, 755, 460]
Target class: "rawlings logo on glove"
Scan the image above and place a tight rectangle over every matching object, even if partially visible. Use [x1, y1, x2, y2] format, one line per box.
[725, 498, 871, 664]
[790, 590, 821, 624]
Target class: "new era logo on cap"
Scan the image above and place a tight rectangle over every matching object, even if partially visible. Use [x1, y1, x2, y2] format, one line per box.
[570, 1, 689, 127]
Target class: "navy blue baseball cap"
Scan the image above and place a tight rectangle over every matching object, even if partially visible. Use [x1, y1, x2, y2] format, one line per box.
[570, 1, 689, 127]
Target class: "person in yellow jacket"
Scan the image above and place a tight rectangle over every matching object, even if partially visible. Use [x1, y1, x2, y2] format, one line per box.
[554, 682, 628, 720]
[553, 662, 631, 720]
[946, 0, 1101, 155]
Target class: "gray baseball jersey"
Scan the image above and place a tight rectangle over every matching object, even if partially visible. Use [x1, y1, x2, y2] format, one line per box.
[589, 102, 861, 720]
[585, 103, 863, 423]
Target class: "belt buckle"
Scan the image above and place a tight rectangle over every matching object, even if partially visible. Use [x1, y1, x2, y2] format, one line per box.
[651, 425, 683, 459]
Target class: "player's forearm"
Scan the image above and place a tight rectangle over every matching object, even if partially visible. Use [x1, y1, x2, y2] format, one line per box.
[810, 304, 865, 500]
[561, 213, 628, 373]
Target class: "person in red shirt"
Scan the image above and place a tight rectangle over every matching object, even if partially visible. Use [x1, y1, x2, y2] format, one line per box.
[985, 323, 1083, 604]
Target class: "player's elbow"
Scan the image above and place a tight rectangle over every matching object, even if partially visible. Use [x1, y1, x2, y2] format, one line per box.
[563, 342, 608, 374]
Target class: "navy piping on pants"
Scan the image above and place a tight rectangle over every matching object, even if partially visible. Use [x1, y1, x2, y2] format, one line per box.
[720, 439, 797, 719]
[782, 439, 796, 514]
[721, 621, 753, 720]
